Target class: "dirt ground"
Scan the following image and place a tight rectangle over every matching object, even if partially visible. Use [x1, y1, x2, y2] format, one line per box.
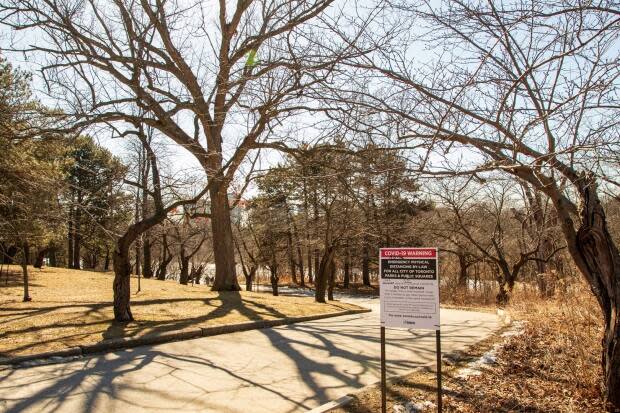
[0, 266, 359, 357]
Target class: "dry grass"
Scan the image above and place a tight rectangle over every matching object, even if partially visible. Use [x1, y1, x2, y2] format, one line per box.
[0, 266, 359, 357]
[335, 283, 606, 413]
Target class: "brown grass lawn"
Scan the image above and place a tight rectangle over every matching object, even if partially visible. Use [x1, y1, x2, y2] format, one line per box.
[0, 266, 359, 357]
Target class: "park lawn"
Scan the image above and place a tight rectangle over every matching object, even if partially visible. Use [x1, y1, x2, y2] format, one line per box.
[0, 266, 359, 357]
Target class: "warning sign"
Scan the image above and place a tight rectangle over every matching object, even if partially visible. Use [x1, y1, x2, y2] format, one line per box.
[380, 248, 440, 330]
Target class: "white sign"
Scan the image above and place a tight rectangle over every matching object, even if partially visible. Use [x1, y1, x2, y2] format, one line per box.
[380, 247, 440, 330]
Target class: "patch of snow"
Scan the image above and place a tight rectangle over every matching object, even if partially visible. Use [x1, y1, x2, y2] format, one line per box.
[481, 351, 497, 365]
[405, 400, 436, 412]
[16, 355, 81, 368]
[501, 321, 525, 337]
[455, 322, 525, 379]
[393, 401, 436, 413]
[456, 366, 483, 379]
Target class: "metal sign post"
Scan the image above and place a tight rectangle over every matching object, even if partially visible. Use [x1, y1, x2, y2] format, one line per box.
[381, 326, 387, 413]
[436, 330, 442, 411]
[379, 247, 441, 413]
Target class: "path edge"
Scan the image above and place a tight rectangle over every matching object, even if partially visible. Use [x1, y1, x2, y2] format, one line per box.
[0, 308, 371, 367]
[307, 310, 508, 412]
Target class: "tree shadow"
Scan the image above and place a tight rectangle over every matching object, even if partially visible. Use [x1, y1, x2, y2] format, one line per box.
[0, 301, 500, 413]
[1, 292, 294, 357]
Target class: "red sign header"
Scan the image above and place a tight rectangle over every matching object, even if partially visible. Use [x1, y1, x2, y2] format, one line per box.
[380, 248, 437, 258]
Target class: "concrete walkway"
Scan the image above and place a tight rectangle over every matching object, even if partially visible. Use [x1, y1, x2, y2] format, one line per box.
[0, 296, 498, 413]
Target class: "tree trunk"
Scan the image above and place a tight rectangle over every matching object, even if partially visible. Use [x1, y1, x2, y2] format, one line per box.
[328, 259, 336, 301]
[134, 239, 141, 276]
[297, 243, 305, 287]
[34, 248, 47, 269]
[156, 257, 172, 281]
[307, 248, 313, 284]
[49, 248, 57, 267]
[67, 203, 75, 269]
[156, 234, 170, 280]
[104, 247, 110, 271]
[179, 253, 190, 285]
[113, 242, 133, 322]
[496, 280, 509, 306]
[21, 242, 31, 302]
[523, 185, 557, 298]
[362, 241, 370, 286]
[565, 182, 620, 410]
[191, 264, 205, 285]
[457, 254, 469, 291]
[270, 265, 279, 296]
[314, 248, 320, 286]
[287, 228, 297, 284]
[210, 186, 240, 291]
[246, 266, 256, 291]
[74, 203, 81, 269]
[303, 175, 312, 285]
[315, 247, 335, 303]
[142, 238, 153, 278]
[344, 247, 350, 289]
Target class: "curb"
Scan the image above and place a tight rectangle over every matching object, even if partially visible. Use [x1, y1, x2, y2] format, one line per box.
[0, 308, 370, 367]
[307, 396, 355, 413]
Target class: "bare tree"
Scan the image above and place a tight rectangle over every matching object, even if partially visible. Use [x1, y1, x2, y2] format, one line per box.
[328, 1, 620, 406]
[112, 130, 212, 320]
[1, 0, 369, 292]
[171, 214, 209, 285]
[427, 178, 562, 304]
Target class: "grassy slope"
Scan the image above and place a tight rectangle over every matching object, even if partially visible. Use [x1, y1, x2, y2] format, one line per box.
[0, 266, 359, 357]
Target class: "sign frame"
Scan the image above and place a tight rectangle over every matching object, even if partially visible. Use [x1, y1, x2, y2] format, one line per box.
[379, 247, 442, 413]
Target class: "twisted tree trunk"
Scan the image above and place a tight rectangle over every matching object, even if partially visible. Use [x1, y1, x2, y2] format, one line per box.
[569, 183, 620, 410]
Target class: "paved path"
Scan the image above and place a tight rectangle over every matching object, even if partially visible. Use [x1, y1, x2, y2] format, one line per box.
[0, 296, 499, 413]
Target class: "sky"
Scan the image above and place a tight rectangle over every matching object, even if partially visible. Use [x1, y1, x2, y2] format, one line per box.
[4, 0, 614, 203]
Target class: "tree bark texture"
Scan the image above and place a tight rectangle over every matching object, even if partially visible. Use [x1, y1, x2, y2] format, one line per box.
[209, 186, 240, 291]
[113, 239, 134, 322]
[569, 182, 620, 410]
